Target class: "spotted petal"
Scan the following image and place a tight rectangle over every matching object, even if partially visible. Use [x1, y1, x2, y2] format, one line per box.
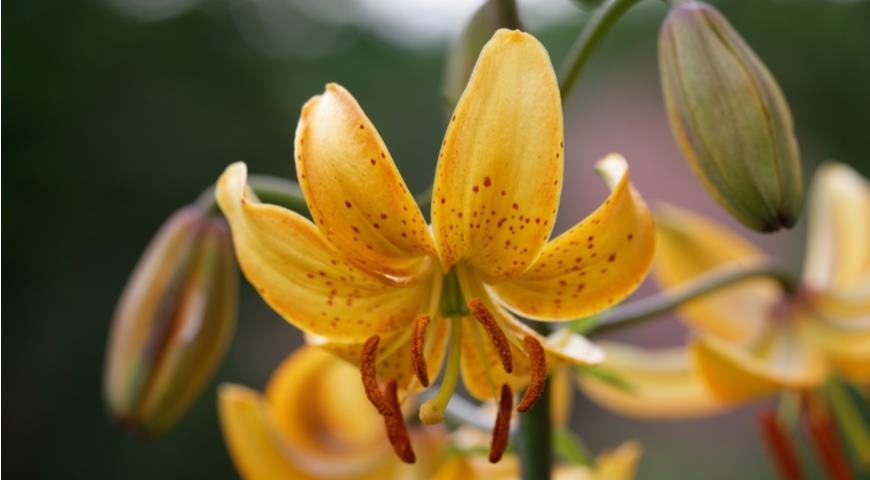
[491, 155, 655, 320]
[577, 341, 729, 419]
[432, 29, 564, 281]
[216, 163, 435, 342]
[654, 204, 780, 341]
[295, 83, 436, 280]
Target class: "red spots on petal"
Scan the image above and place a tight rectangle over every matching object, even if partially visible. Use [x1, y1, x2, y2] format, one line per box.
[512, 203, 518, 210]
[628, 233, 634, 241]
[345, 201, 352, 208]
[609, 254, 616, 262]
[472, 185, 479, 193]
[370, 158, 376, 165]
[484, 176, 492, 187]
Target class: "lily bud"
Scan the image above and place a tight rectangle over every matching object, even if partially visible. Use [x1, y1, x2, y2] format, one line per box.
[104, 206, 237, 437]
[659, 1, 802, 232]
[443, 0, 520, 108]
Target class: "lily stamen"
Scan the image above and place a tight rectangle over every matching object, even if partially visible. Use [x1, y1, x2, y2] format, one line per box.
[468, 298, 514, 373]
[517, 335, 546, 412]
[420, 317, 462, 425]
[410, 314, 431, 387]
[489, 384, 513, 463]
[360, 335, 392, 416]
[383, 380, 416, 464]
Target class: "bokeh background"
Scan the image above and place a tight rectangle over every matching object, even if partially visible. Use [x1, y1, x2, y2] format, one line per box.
[4, 0, 869, 478]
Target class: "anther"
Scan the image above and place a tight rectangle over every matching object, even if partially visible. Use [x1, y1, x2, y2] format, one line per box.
[468, 298, 513, 373]
[489, 384, 513, 463]
[517, 335, 546, 412]
[410, 314, 431, 387]
[383, 380, 416, 464]
[758, 410, 804, 480]
[361, 335, 392, 416]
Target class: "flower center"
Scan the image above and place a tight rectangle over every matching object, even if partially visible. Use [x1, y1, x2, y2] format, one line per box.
[357, 268, 548, 464]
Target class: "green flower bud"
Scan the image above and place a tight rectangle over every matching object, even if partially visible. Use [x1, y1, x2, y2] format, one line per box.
[443, 0, 520, 108]
[104, 206, 237, 437]
[659, 1, 802, 232]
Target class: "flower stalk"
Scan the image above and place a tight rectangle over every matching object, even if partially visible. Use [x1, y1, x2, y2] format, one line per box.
[580, 260, 799, 335]
[196, 174, 309, 216]
[559, 0, 646, 101]
[518, 322, 552, 480]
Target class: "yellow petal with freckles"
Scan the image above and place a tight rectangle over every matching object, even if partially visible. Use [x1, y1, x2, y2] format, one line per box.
[654, 204, 780, 341]
[217, 384, 395, 480]
[803, 162, 870, 296]
[432, 29, 563, 281]
[295, 84, 436, 280]
[216, 162, 435, 342]
[691, 326, 827, 403]
[576, 341, 729, 419]
[491, 155, 655, 320]
[305, 315, 451, 391]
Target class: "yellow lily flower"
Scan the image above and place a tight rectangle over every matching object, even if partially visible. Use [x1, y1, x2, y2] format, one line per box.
[582, 162, 868, 416]
[432, 426, 642, 480]
[216, 28, 655, 462]
[218, 346, 446, 480]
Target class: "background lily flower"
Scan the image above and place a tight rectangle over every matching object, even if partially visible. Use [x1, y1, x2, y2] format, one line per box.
[218, 346, 446, 480]
[580, 162, 869, 417]
[216, 28, 655, 462]
[432, 425, 642, 480]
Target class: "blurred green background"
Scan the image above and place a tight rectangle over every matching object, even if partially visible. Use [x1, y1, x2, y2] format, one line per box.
[3, 0, 869, 478]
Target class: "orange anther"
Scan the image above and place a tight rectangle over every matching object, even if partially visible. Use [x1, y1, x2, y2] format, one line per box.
[468, 298, 513, 373]
[517, 335, 546, 412]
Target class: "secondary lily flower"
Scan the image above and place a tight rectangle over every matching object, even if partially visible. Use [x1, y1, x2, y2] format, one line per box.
[218, 346, 446, 480]
[433, 426, 642, 480]
[216, 29, 655, 462]
[581, 162, 869, 417]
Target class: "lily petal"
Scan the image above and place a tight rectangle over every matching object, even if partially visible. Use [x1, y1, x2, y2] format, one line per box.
[653, 204, 780, 341]
[456, 267, 602, 400]
[491, 155, 655, 320]
[691, 326, 827, 403]
[217, 384, 393, 480]
[216, 162, 435, 342]
[265, 347, 385, 453]
[806, 317, 870, 383]
[432, 29, 563, 281]
[803, 162, 870, 296]
[305, 316, 451, 391]
[295, 83, 437, 280]
[576, 341, 729, 419]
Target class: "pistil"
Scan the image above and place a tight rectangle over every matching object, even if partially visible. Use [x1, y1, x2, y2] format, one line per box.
[419, 316, 462, 424]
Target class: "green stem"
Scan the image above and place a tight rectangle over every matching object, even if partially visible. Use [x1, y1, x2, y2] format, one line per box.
[519, 321, 552, 480]
[586, 261, 799, 335]
[558, 0, 646, 102]
[195, 175, 309, 217]
[494, 0, 522, 29]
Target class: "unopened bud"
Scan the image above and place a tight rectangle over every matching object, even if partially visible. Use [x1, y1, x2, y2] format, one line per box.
[104, 206, 237, 437]
[659, 1, 802, 232]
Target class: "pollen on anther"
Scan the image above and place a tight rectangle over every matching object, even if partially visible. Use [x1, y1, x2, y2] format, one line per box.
[361, 336, 392, 416]
[517, 336, 546, 412]
[383, 380, 416, 464]
[410, 314, 431, 387]
[468, 299, 513, 373]
[489, 384, 513, 463]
